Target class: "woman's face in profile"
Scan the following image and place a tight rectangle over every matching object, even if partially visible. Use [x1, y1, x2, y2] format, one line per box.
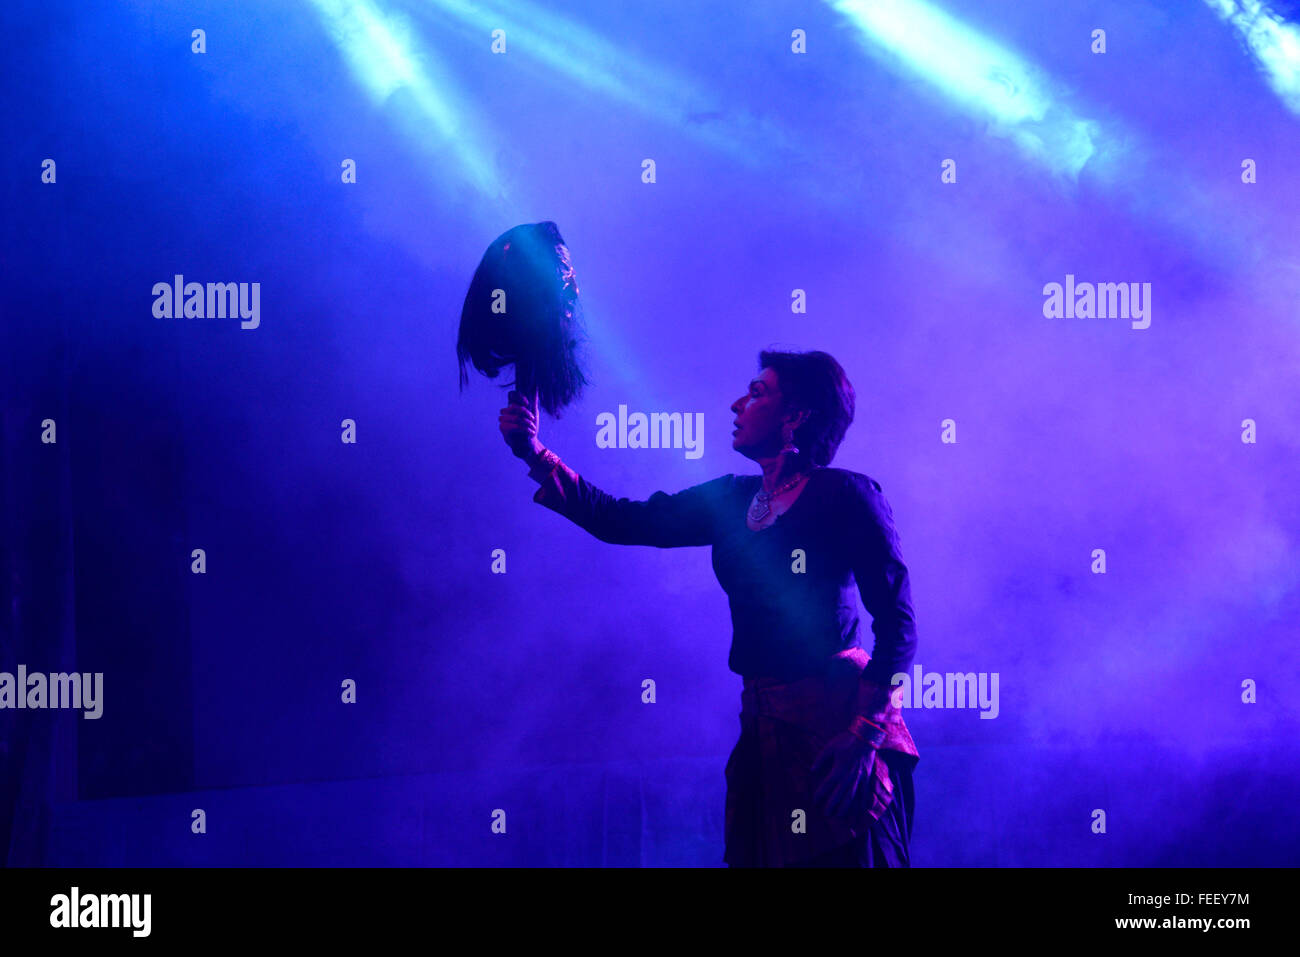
[731, 367, 786, 458]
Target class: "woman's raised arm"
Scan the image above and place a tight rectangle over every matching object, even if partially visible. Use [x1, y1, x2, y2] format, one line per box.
[503, 389, 727, 548]
[528, 448, 727, 547]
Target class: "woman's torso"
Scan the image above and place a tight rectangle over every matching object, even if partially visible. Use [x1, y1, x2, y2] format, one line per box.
[712, 467, 866, 681]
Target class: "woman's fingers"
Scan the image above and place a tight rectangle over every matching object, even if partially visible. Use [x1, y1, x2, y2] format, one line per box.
[499, 413, 534, 434]
[815, 758, 860, 819]
[500, 396, 540, 456]
[834, 775, 860, 818]
[499, 406, 535, 424]
[810, 747, 831, 779]
[851, 777, 872, 821]
[820, 781, 842, 818]
[815, 758, 845, 811]
[812, 772, 833, 810]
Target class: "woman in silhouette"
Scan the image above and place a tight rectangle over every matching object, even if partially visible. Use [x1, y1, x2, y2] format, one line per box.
[499, 350, 919, 867]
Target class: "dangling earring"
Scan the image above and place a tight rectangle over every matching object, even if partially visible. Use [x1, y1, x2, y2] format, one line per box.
[780, 426, 799, 456]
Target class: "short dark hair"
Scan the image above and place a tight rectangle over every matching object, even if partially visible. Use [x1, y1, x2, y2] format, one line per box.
[758, 349, 855, 467]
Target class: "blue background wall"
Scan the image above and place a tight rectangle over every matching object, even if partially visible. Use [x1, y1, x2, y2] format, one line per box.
[3, 0, 1298, 865]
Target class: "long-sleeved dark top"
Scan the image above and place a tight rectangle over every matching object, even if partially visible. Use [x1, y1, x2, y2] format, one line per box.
[528, 460, 917, 689]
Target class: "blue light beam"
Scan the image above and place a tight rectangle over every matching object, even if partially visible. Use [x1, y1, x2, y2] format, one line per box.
[307, 0, 501, 195]
[828, 0, 1104, 179]
[1205, 0, 1300, 114]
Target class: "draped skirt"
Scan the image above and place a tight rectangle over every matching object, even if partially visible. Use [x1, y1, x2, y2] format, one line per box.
[723, 648, 919, 868]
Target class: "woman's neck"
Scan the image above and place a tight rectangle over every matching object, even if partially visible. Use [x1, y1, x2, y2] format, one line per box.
[756, 453, 810, 494]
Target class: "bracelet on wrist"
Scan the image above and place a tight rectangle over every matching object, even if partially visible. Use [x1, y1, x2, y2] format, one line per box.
[526, 447, 561, 481]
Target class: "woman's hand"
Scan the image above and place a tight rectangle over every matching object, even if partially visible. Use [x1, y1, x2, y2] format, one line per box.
[811, 731, 877, 821]
[500, 389, 544, 462]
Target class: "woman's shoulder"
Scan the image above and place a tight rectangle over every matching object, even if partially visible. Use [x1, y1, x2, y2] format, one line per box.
[720, 467, 884, 500]
[716, 472, 758, 493]
[820, 466, 885, 497]
[680, 472, 751, 499]
[821, 468, 902, 537]
[714, 468, 887, 505]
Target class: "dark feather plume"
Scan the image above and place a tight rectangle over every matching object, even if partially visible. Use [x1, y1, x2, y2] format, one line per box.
[457, 221, 590, 417]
